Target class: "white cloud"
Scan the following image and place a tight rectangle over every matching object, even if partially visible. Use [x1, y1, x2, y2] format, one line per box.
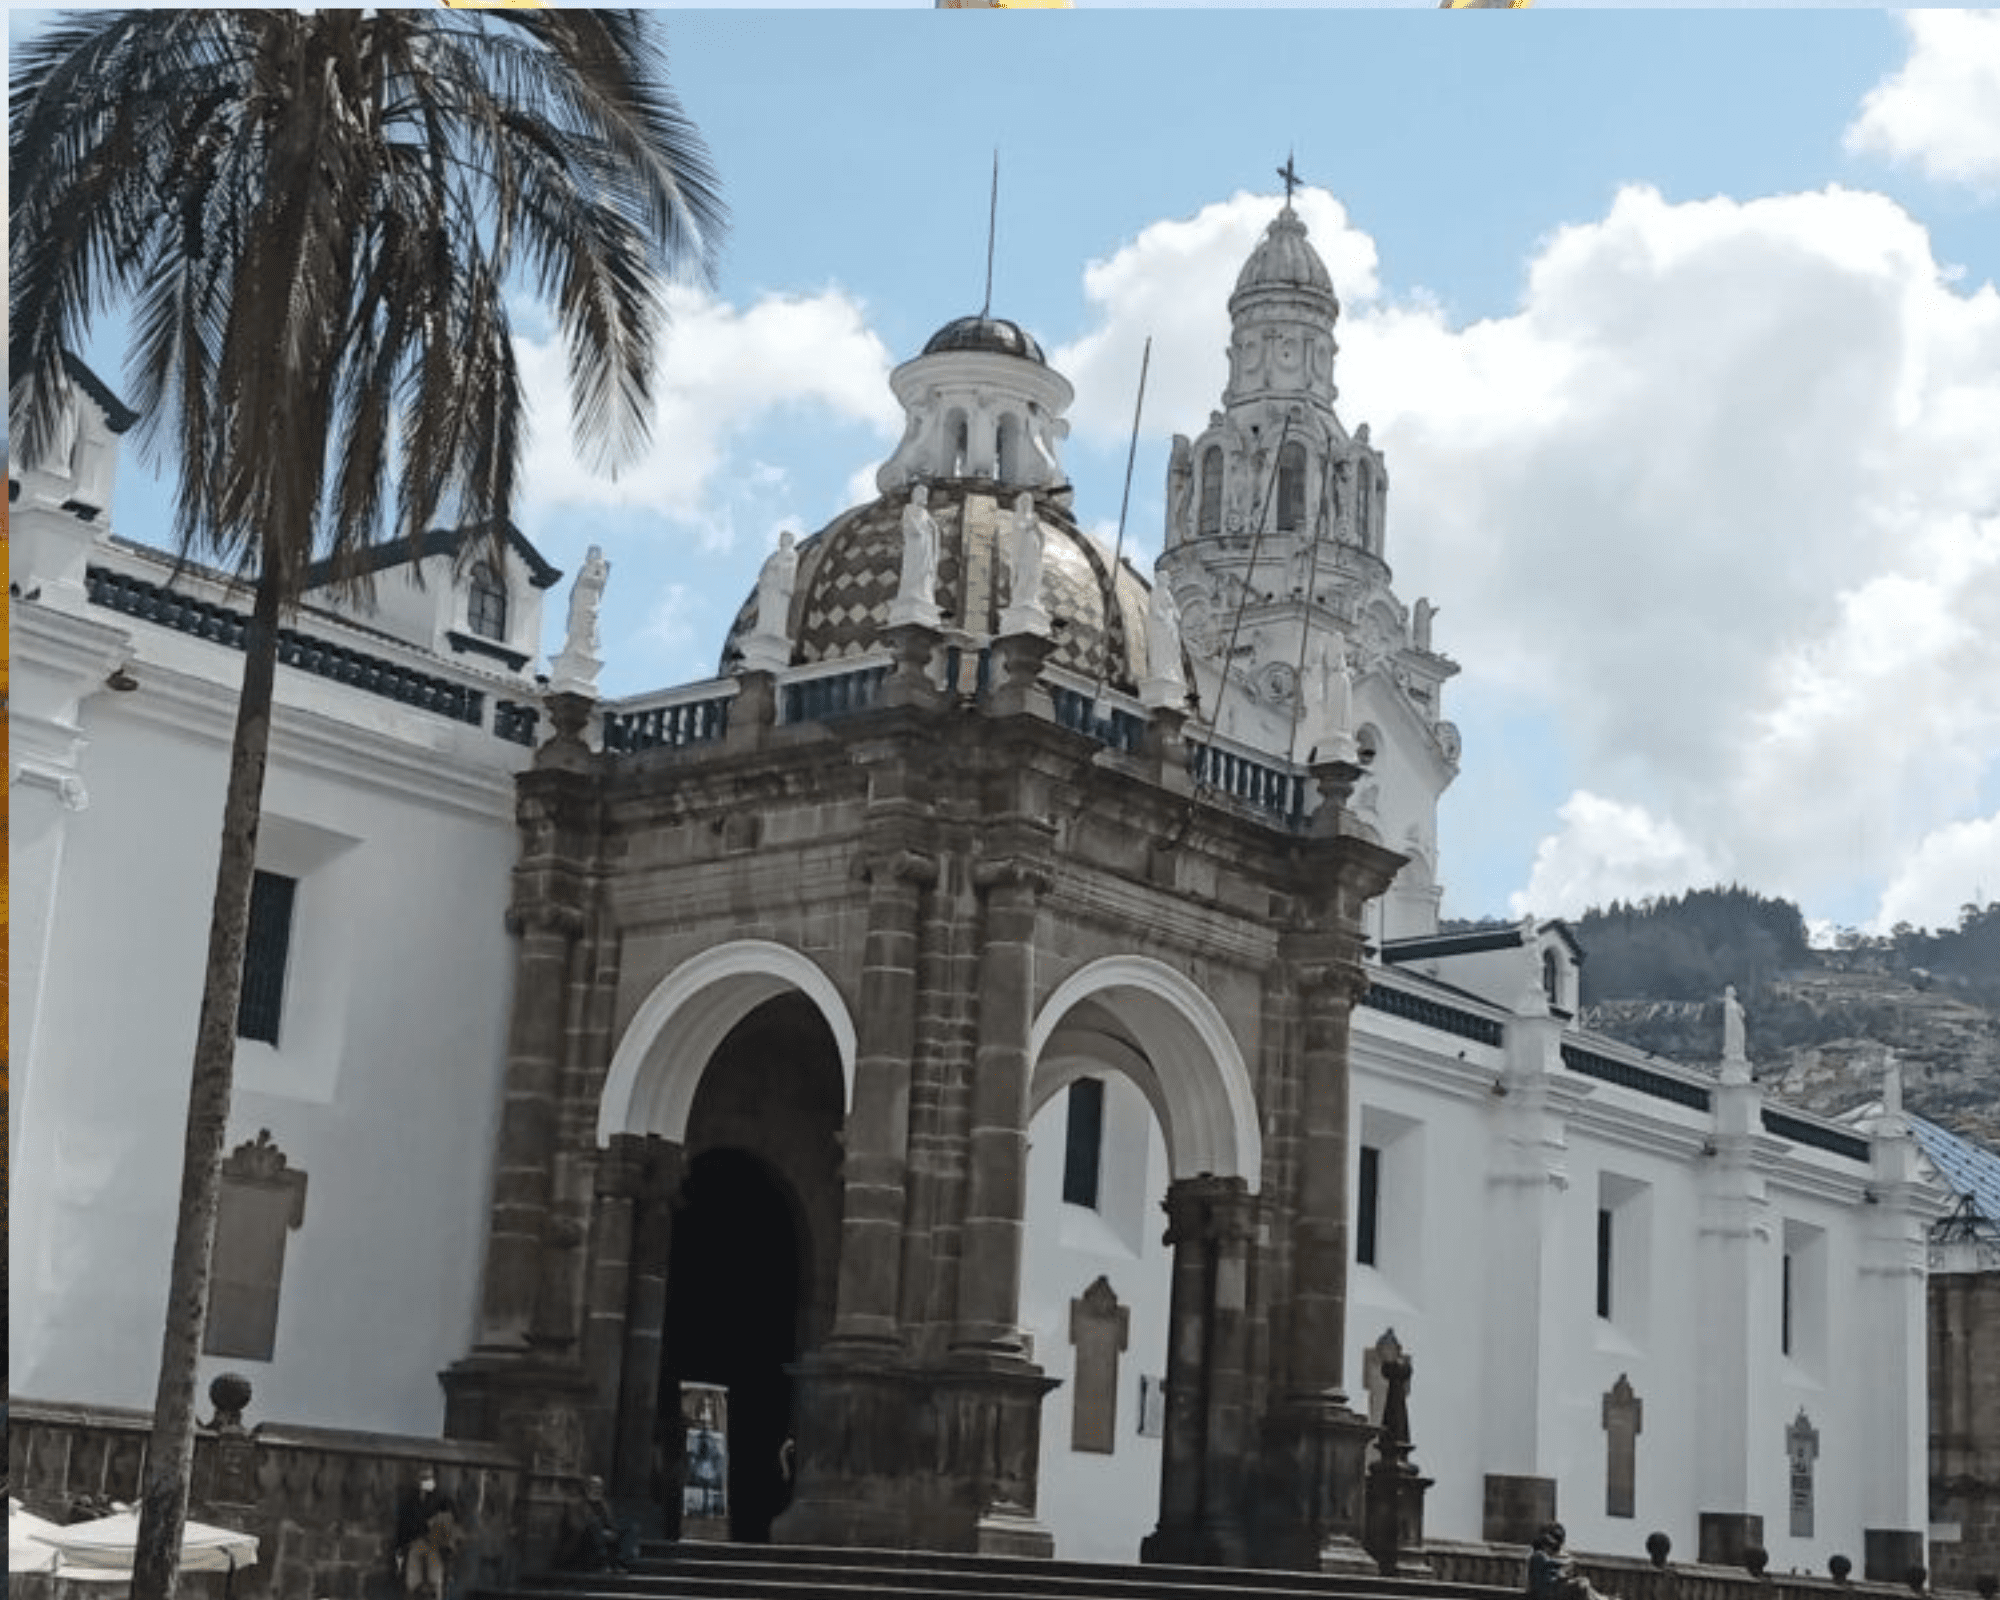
[1873, 813, 2000, 933]
[1051, 191, 1379, 446]
[1056, 182, 2000, 925]
[515, 283, 900, 546]
[1511, 792, 1726, 919]
[1845, 12, 2000, 190]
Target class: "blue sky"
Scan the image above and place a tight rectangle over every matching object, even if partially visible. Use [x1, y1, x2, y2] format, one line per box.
[10, 7, 2000, 936]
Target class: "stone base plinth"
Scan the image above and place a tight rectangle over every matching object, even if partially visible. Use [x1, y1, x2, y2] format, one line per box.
[775, 1347, 1056, 1556]
[1247, 1399, 1378, 1573]
[1863, 1527, 1925, 1584]
[1365, 1462, 1434, 1577]
[1483, 1473, 1558, 1545]
[1698, 1511, 1765, 1567]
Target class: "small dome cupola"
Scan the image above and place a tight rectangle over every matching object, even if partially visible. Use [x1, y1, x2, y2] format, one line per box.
[876, 311, 1075, 495]
[1223, 201, 1341, 412]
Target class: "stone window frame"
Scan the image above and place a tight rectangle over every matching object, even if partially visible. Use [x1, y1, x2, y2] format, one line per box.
[203, 1130, 308, 1362]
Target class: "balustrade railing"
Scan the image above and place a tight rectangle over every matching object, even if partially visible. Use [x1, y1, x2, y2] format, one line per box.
[86, 565, 499, 734]
[1187, 737, 1310, 829]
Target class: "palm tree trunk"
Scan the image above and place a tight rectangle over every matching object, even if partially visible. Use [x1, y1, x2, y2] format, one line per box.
[132, 570, 285, 1600]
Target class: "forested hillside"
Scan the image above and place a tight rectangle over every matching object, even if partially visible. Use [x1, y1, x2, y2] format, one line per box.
[1514, 890, 2000, 1147]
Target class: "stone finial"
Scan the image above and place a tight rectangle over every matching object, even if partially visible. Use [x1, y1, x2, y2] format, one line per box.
[207, 1372, 254, 1433]
[1882, 1051, 1904, 1124]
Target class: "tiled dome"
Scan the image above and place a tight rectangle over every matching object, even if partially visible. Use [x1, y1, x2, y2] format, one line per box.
[721, 483, 1150, 690]
[920, 315, 1048, 366]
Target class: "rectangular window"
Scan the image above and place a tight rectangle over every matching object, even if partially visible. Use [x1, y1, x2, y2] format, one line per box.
[1062, 1077, 1105, 1209]
[236, 870, 298, 1045]
[1596, 1207, 1614, 1320]
[1781, 1251, 1793, 1356]
[1356, 1144, 1382, 1267]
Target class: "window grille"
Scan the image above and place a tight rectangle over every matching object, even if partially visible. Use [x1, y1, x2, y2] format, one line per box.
[236, 870, 297, 1045]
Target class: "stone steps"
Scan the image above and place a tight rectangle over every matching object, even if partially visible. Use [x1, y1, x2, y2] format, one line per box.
[498, 1541, 1520, 1600]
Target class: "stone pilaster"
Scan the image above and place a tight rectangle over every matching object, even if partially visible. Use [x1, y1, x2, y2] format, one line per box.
[952, 853, 1054, 1360]
[1144, 1175, 1260, 1567]
[605, 1138, 682, 1513]
[476, 899, 587, 1348]
[826, 845, 935, 1350]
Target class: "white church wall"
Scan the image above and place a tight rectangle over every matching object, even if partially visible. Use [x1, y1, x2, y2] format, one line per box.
[8, 608, 523, 1437]
[1346, 1003, 1931, 1567]
[1021, 1074, 1173, 1563]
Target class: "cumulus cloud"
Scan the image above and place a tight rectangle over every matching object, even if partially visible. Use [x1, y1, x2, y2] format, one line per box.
[1051, 191, 1379, 446]
[1055, 182, 2000, 925]
[1873, 813, 2000, 933]
[514, 282, 900, 546]
[1511, 792, 1726, 919]
[1845, 12, 2000, 190]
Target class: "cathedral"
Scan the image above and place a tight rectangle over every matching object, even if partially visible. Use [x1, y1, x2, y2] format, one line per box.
[7, 196, 1945, 1583]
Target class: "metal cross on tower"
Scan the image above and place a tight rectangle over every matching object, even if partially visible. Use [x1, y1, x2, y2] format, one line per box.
[1277, 153, 1304, 204]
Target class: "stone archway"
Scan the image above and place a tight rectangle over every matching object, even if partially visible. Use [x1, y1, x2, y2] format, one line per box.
[591, 946, 854, 1531]
[1024, 956, 1264, 1566]
[597, 939, 857, 1145]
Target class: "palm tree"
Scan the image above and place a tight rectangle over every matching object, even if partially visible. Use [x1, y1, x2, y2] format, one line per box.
[9, 13, 724, 1598]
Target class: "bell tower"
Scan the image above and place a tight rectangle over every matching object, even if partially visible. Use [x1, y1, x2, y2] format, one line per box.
[1156, 184, 1461, 939]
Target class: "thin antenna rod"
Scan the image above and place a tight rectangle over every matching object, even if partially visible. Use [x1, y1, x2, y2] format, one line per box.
[1091, 337, 1152, 703]
[981, 151, 999, 317]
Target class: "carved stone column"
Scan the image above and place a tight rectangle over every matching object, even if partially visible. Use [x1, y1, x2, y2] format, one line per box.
[606, 1138, 683, 1513]
[828, 845, 934, 1350]
[1144, 1175, 1260, 1568]
[952, 853, 1053, 1359]
[777, 844, 934, 1550]
[477, 900, 587, 1348]
[1255, 950, 1381, 1575]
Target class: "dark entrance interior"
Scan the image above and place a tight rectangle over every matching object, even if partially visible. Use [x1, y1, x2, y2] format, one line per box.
[663, 1147, 801, 1542]
[661, 992, 845, 1543]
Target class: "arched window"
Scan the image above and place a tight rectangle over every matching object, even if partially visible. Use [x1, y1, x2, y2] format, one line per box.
[996, 413, 1020, 482]
[1542, 948, 1562, 1008]
[468, 563, 508, 641]
[947, 410, 970, 476]
[1197, 446, 1224, 537]
[1276, 441, 1307, 532]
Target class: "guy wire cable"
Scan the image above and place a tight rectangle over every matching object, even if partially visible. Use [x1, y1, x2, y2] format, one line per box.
[1190, 410, 1296, 794]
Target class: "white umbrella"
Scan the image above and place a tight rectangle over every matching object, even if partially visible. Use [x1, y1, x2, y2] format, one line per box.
[45, 1508, 260, 1583]
[9, 1498, 66, 1575]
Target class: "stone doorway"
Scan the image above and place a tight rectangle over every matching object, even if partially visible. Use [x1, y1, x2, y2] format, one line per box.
[664, 1147, 804, 1542]
[665, 992, 845, 1542]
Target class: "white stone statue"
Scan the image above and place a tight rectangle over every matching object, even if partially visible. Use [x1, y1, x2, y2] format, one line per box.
[1141, 577, 1188, 709]
[1299, 631, 1356, 763]
[739, 528, 799, 673]
[551, 544, 610, 695]
[757, 529, 797, 636]
[889, 484, 942, 628]
[1167, 436, 1193, 546]
[997, 492, 1049, 638]
[1413, 598, 1436, 653]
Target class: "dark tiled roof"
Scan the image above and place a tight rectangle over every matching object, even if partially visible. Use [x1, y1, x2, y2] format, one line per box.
[302, 521, 562, 593]
[61, 352, 139, 434]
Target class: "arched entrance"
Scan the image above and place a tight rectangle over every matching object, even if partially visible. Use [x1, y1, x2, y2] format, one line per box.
[665, 991, 845, 1542]
[1019, 958, 1263, 1565]
[665, 1147, 803, 1542]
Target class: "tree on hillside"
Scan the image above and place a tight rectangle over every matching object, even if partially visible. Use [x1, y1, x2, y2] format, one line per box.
[10, 13, 723, 1597]
[1575, 886, 1812, 1002]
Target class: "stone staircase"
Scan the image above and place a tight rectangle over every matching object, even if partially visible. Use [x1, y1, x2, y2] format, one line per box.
[495, 1542, 1521, 1600]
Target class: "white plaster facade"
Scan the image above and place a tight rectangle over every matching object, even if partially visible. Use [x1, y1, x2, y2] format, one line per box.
[8, 365, 554, 1435]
